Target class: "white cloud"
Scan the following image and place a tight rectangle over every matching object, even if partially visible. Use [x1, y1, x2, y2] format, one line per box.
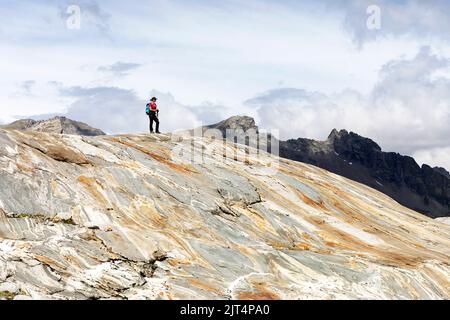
[97, 61, 141, 78]
[413, 147, 450, 172]
[326, 0, 450, 46]
[57, 0, 112, 34]
[0, 0, 436, 115]
[246, 47, 450, 169]
[20, 81, 36, 95]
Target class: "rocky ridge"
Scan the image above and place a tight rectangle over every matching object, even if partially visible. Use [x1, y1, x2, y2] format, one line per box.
[2, 116, 105, 136]
[0, 128, 449, 299]
[205, 116, 450, 218]
[281, 129, 450, 218]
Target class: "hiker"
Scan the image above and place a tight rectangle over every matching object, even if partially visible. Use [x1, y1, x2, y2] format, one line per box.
[146, 97, 160, 134]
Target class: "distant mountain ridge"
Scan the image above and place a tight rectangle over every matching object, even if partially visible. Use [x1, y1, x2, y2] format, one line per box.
[2, 116, 105, 136]
[204, 116, 258, 134]
[205, 116, 450, 218]
[434, 167, 450, 179]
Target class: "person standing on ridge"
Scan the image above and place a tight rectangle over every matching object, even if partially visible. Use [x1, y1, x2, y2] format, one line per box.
[146, 97, 160, 134]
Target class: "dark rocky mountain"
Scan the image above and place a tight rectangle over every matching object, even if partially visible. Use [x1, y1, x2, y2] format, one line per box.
[206, 116, 450, 218]
[281, 129, 450, 218]
[2, 116, 105, 136]
[434, 167, 450, 179]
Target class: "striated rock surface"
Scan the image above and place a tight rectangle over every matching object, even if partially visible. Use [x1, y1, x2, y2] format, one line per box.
[0, 128, 449, 300]
[436, 218, 450, 226]
[2, 116, 105, 136]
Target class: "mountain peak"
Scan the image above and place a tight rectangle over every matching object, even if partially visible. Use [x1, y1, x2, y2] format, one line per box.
[203, 116, 258, 138]
[2, 116, 105, 136]
[433, 167, 450, 179]
[327, 129, 348, 141]
[327, 129, 382, 153]
[278, 127, 448, 217]
[209, 115, 257, 131]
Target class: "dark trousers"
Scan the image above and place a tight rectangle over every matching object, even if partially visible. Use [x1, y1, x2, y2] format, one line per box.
[149, 111, 159, 133]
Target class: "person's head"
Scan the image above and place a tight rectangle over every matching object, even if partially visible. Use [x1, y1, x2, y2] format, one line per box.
[151, 97, 157, 102]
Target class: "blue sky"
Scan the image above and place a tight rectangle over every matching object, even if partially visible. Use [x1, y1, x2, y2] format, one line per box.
[1, 0, 450, 169]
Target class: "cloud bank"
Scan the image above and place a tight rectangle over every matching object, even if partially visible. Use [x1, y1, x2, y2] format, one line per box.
[97, 61, 142, 78]
[326, 0, 450, 45]
[43, 85, 228, 135]
[246, 47, 450, 169]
